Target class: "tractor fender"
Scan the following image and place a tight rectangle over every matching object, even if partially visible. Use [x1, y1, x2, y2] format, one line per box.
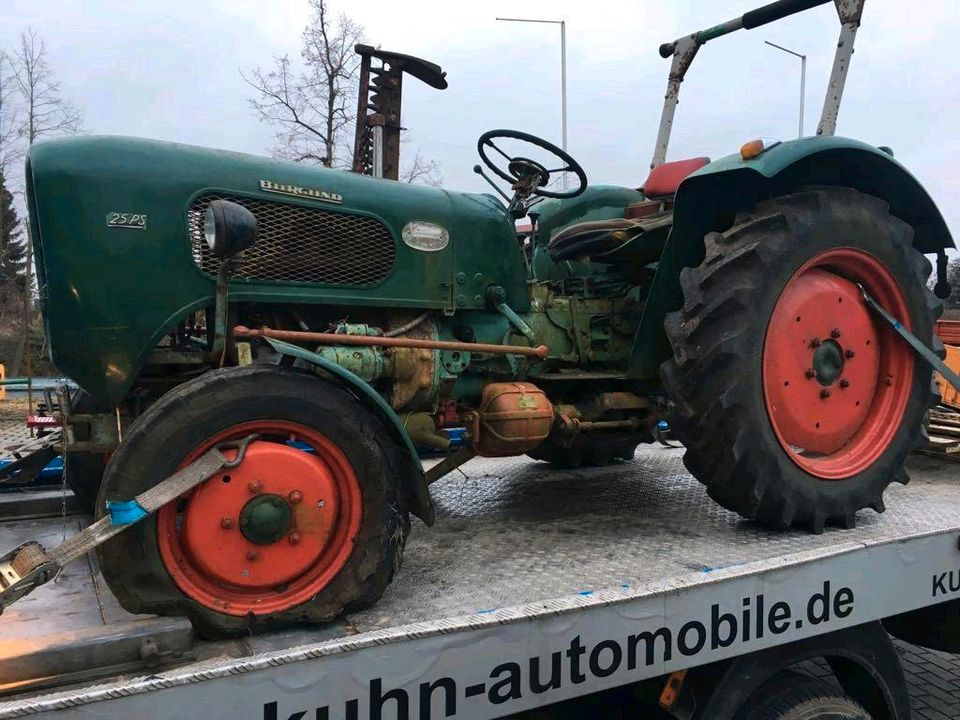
[628, 136, 955, 379]
[263, 337, 434, 526]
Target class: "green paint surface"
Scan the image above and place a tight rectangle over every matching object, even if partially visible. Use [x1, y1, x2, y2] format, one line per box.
[27, 136, 525, 404]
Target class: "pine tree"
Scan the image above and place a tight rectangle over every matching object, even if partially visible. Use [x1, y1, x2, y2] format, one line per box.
[0, 170, 25, 293]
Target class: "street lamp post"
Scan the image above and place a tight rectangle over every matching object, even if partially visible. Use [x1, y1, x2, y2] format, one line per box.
[495, 16, 567, 188]
[765, 40, 806, 138]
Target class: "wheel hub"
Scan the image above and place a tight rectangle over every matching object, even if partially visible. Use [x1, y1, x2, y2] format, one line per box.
[812, 339, 845, 386]
[239, 494, 293, 545]
[179, 441, 340, 589]
[764, 268, 880, 456]
[762, 249, 915, 479]
[157, 420, 363, 615]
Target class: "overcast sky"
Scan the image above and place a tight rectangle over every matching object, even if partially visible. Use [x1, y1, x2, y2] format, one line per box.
[2, 0, 957, 243]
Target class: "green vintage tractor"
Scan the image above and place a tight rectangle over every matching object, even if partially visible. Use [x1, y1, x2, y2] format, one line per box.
[21, 0, 953, 635]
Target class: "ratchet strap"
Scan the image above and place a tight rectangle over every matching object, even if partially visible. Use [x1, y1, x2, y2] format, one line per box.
[0, 437, 255, 615]
[861, 287, 960, 394]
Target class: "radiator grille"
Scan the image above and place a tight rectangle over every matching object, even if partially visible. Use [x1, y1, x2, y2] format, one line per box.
[189, 194, 396, 285]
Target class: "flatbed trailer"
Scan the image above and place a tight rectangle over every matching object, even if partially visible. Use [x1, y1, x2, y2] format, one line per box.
[0, 446, 957, 719]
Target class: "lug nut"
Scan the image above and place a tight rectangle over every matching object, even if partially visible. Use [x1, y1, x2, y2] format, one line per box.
[831, 328, 841, 339]
[810, 338, 821, 348]
[246, 550, 260, 561]
[288, 532, 302, 545]
[845, 349, 855, 359]
[839, 379, 850, 389]
[820, 389, 832, 399]
[317, 499, 326, 508]
[289, 490, 303, 504]
[220, 517, 234, 529]
[805, 368, 817, 379]
[248, 480, 262, 494]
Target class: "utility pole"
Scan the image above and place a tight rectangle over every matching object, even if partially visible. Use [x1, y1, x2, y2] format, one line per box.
[765, 40, 806, 138]
[495, 17, 568, 188]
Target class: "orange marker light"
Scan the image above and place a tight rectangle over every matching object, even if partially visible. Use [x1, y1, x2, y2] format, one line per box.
[740, 139, 765, 159]
[740, 137, 782, 160]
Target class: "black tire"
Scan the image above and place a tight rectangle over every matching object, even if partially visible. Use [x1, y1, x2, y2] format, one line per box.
[95, 364, 409, 638]
[527, 433, 641, 468]
[662, 188, 942, 532]
[738, 671, 870, 720]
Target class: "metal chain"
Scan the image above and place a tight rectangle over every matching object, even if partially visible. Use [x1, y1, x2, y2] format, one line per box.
[59, 428, 69, 546]
[59, 390, 70, 545]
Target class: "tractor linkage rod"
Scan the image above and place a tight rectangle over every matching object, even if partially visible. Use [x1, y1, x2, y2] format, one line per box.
[234, 326, 550, 359]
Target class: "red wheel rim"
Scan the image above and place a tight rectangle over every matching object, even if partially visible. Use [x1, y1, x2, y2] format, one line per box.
[157, 421, 362, 616]
[762, 248, 914, 479]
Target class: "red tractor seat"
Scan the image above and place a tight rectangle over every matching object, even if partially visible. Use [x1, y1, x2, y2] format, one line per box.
[642, 156, 710, 198]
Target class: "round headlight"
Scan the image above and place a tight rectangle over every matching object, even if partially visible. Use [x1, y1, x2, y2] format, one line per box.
[204, 205, 219, 252]
[202, 199, 258, 258]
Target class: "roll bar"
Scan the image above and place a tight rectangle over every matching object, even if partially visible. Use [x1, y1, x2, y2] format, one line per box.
[650, 0, 866, 168]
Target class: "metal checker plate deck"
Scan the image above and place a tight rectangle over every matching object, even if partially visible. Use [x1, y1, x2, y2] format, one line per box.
[0, 447, 957, 716]
[188, 193, 396, 286]
[354, 448, 960, 628]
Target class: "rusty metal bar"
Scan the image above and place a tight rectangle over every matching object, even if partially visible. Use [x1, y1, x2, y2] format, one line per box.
[424, 447, 477, 485]
[234, 326, 550, 358]
[575, 418, 644, 431]
[352, 51, 372, 174]
[816, 0, 865, 136]
[936, 321, 960, 347]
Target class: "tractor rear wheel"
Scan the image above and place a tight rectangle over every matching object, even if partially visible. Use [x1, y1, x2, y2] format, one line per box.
[95, 364, 409, 637]
[661, 188, 942, 532]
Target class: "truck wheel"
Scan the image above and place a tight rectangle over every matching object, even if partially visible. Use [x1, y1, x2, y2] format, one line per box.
[527, 433, 640, 468]
[95, 365, 409, 638]
[738, 671, 870, 719]
[662, 189, 942, 532]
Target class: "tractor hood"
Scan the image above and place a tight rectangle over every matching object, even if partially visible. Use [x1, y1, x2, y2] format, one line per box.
[26, 136, 523, 405]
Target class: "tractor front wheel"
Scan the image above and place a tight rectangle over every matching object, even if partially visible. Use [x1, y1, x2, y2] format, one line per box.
[662, 188, 942, 532]
[95, 364, 408, 637]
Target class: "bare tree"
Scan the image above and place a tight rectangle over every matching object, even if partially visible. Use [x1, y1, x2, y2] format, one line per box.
[400, 148, 443, 187]
[242, 0, 363, 167]
[0, 52, 22, 175]
[942, 256, 960, 310]
[13, 30, 81, 146]
[8, 29, 81, 376]
[0, 52, 25, 328]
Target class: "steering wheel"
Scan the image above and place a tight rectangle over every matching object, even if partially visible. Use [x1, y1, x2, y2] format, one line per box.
[477, 129, 587, 199]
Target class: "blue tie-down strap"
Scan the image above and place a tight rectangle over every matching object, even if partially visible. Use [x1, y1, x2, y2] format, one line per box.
[105, 499, 149, 525]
